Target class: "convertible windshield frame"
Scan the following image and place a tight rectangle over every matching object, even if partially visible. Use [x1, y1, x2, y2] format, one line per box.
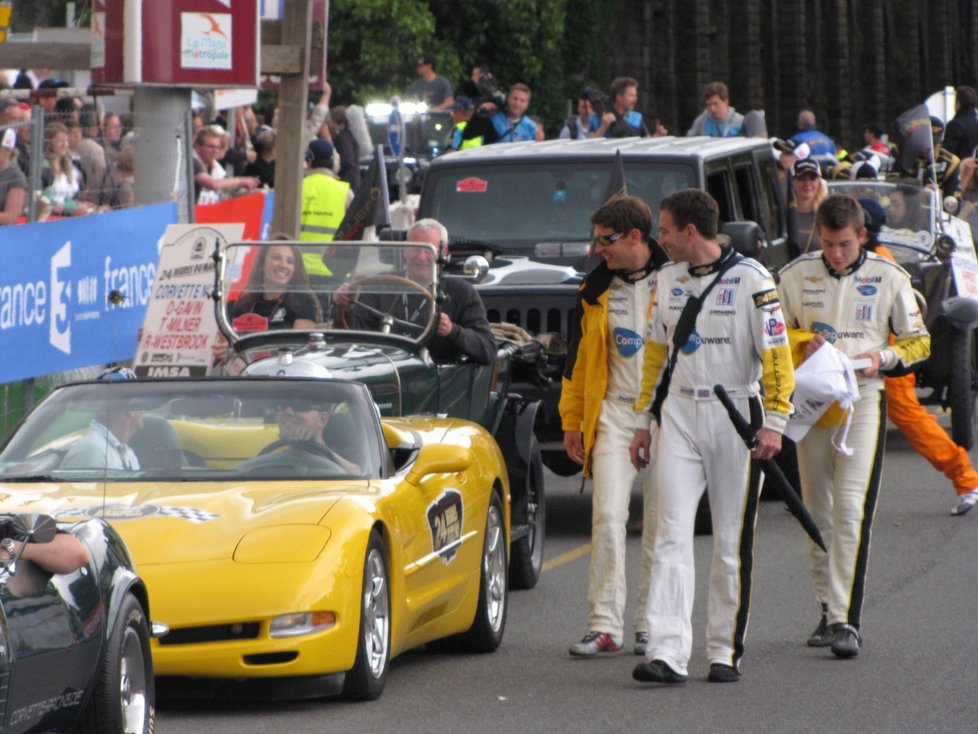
[214, 240, 442, 348]
[0, 378, 385, 483]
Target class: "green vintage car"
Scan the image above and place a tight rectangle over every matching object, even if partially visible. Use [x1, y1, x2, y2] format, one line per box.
[214, 240, 545, 590]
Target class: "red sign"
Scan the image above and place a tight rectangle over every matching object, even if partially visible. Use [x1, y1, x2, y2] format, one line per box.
[91, 0, 259, 88]
[231, 313, 269, 333]
[456, 177, 488, 193]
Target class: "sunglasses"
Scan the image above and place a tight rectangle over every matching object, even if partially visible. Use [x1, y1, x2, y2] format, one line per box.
[277, 401, 326, 413]
[592, 232, 625, 248]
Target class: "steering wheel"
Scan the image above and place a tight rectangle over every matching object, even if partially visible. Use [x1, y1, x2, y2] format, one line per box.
[335, 274, 436, 335]
[258, 439, 346, 469]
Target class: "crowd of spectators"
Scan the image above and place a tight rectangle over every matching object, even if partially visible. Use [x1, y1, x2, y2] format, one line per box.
[5, 61, 978, 225]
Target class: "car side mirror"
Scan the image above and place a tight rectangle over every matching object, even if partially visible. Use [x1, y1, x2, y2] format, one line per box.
[11, 513, 57, 544]
[405, 444, 473, 486]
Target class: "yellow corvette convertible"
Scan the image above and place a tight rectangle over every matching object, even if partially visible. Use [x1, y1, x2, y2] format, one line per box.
[0, 377, 512, 700]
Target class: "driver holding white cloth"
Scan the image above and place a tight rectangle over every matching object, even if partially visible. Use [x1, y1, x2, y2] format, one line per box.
[777, 194, 930, 658]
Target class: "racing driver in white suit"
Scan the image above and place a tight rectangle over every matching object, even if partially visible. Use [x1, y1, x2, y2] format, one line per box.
[629, 188, 795, 684]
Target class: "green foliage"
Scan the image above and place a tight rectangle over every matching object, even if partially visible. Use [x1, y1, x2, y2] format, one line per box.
[328, 0, 576, 132]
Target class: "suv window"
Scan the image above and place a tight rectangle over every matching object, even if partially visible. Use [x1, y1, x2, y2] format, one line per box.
[706, 169, 735, 222]
[421, 161, 695, 256]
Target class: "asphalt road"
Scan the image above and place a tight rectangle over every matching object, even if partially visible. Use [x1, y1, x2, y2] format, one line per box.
[157, 420, 978, 733]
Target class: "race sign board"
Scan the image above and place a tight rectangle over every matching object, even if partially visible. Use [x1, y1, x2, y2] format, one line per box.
[946, 216, 978, 300]
[134, 224, 243, 377]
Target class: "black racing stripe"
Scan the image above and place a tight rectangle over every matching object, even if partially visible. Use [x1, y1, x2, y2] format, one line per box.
[732, 397, 764, 666]
[846, 390, 887, 628]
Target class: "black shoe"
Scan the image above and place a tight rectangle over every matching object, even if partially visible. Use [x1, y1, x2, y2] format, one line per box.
[830, 624, 861, 658]
[632, 659, 688, 684]
[707, 663, 741, 682]
[807, 605, 832, 647]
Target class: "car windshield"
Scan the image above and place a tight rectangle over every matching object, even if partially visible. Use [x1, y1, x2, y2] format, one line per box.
[218, 241, 440, 345]
[828, 180, 938, 256]
[0, 379, 383, 482]
[421, 161, 695, 258]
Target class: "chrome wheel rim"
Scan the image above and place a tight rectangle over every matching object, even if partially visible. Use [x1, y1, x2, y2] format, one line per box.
[119, 626, 149, 734]
[484, 504, 507, 632]
[362, 548, 389, 679]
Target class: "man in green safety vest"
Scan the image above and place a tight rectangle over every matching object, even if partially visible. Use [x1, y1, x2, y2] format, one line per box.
[300, 139, 352, 279]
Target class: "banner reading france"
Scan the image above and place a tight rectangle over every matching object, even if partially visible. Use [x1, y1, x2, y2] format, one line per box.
[0, 202, 177, 383]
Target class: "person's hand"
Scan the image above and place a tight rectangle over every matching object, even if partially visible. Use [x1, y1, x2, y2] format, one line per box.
[563, 430, 584, 465]
[752, 428, 782, 460]
[436, 312, 453, 337]
[319, 80, 331, 105]
[211, 333, 229, 364]
[803, 332, 827, 359]
[236, 176, 260, 191]
[332, 281, 357, 307]
[653, 119, 669, 136]
[853, 350, 881, 378]
[630, 429, 652, 470]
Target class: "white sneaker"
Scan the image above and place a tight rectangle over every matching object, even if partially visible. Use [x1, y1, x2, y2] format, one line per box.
[951, 488, 978, 516]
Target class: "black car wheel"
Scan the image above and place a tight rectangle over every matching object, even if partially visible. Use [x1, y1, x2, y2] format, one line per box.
[342, 530, 391, 701]
[949, 328, 978, 450]
[79, 592, 155, 734]
[429, 491, 508, 653]
[509, 439, 545, 590]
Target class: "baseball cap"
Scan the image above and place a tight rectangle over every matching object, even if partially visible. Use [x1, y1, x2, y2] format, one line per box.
[450, 96, 474, 111]
[773, 139, 811, 160]
[792, 158, 821, 178]
[306, 138, 334, 165]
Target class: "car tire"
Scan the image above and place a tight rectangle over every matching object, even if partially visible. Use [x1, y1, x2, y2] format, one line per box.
[949, 327, 977, 450]
[429, 491, 508, 653]
[79, 592, 155, 734]
[509, 439, 545, 590]
[342, 530, 391, 701]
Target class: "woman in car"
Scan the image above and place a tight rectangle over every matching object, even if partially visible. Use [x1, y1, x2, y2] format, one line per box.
[229, 243, 321, 331]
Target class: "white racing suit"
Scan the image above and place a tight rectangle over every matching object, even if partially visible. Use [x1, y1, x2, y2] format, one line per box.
[561, 261, 659, 640]
[635, 248, 794, 675]
[778, 250, 929, 630]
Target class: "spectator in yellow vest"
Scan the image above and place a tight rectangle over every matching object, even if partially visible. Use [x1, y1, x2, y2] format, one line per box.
[300, 139, 353, 279]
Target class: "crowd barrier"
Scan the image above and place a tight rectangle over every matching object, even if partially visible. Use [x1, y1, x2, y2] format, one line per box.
[0, 192, 274, 432]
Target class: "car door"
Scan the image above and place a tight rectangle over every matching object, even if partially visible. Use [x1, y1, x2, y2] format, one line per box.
[2, 562, 100, 733]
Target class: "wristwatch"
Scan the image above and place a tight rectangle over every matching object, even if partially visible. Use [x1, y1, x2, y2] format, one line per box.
[1, 538, 16, 559]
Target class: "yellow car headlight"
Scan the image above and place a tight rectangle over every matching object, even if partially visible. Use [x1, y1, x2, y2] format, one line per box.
[269, 611, 336, 638]
[233, 526, 331, 563]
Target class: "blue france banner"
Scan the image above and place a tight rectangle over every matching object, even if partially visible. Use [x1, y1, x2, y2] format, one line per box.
[0, 202, 178, 382]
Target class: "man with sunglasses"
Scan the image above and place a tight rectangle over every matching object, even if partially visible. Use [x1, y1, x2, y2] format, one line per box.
[406, 52, 454, 111]
[238, 399, 361, 475]
[560, 195, 668, 658]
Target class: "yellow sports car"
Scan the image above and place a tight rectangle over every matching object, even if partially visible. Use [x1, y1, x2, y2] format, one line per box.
[0, 376, 512, 700]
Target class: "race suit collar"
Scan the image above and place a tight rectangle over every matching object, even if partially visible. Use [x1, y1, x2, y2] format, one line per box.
[613, 256, 656, 283]
[688, 245, 736, 277]
[823, 248, 867, 278]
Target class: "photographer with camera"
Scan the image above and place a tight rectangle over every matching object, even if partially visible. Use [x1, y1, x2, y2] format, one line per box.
[588, 78, 653, 139]
[490, 83, 538, 143]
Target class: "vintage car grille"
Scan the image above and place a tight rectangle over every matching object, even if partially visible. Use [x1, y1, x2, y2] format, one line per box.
[158, 622, 260, 645]
[480, 285, 578, 341]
